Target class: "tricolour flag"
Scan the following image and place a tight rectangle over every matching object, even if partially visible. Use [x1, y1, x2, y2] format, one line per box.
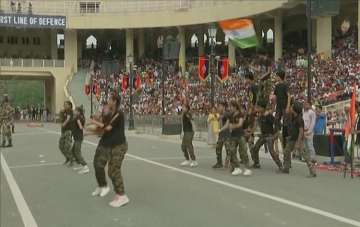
[219, 19, 258, 49]
[344, 85, 357, 160]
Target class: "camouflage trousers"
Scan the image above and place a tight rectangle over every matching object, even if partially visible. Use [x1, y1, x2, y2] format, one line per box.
[94, 143, 128, 195]
[1, 122, 12, 146]
[215, 139, 230, 164]
[250, 135, 283, 169]
[71, 140, 87, 166]
[228, 136, 249, 169]
[283, 138, 316, 175]
[181, 132, 196, 161]
[58, 130, 73, 161]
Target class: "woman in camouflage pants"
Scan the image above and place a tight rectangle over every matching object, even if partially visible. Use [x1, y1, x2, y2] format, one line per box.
[59, 101, 74, 165]
[90, 94, 130, 208]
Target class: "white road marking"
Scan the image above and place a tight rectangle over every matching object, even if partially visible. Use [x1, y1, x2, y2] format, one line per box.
[35, 128, 360, 226]
[1, 153, 38, 227]
[12, 132, 52, 137]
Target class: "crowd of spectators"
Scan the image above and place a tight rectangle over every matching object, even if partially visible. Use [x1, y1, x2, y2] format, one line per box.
[13, 105, 50, 121]
[86, 30, 359, 116]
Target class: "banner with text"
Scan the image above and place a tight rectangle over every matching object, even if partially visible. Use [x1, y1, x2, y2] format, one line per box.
[0, 14, 66, 28]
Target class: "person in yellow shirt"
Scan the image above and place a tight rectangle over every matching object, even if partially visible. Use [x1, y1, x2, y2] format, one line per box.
[207, 107, 219, 146]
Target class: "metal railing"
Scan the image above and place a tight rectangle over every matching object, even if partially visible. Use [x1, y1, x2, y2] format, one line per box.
[0, 58, 65, 68]
[133, 114, 208, 141]
[0, 0, 238, 16]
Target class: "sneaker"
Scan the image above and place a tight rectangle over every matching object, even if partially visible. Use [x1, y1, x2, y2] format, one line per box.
[212, 163, 223, 169]
[73, 165, 83, 171]
[190, 161, 198, 168]
[306, 173, 317, 178]
[109, 194, 130, 208]
[180, 160, 190, 166]
[78, 166, 90, 174]
[231, 168, 242, 176]
[100, 186, 110, 197]
[243, 168, 252, 176]
[91, 187, 102, 196]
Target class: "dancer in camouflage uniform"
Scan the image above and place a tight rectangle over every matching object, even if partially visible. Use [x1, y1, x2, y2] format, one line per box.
[0, 95, 15, 147]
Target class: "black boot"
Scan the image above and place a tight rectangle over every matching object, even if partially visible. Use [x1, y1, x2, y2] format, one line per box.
[212, 155, 223, 169]
[6, 140, 12, 147]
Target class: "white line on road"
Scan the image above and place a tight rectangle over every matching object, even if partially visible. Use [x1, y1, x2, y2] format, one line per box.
[40, 128, 360, 227]
[1, 153, 38, 227]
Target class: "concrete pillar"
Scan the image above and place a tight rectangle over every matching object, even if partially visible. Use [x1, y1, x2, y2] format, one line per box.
[358, 0, 360, 54]
[77, 36, 83, 60]
[197, 31, 205, 56]
[45, 78, 56, 119]
[125, 29, 134, 72]
[64, 29, 78, 74]
[138, 29, 145, 59]
[50, 29, 58, 60]
[178, 26, 186, 74]
[316, 16, 332, 58]
[311, 19, 316, 50]
[228, 41, 236, 67]
[274, 12, 283, 61]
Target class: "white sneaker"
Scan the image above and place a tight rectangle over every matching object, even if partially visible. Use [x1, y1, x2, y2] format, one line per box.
[190, 161, 198, 168]
[100, 186, 110, 197]
[243, 168, 252, 176]
[231, 168, 243, 176]
[78, 166, 90, 174]
[180, 160, 190, 166]
[73, 165, 83, 171]
[91, 187, 102, 196]
[109, 194, 130, 208]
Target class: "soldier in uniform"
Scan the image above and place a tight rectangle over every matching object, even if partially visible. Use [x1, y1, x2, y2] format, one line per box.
[1, 95, 15, 147]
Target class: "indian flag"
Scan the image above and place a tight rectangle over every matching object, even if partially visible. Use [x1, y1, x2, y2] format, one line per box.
[219, 19, 258, 49]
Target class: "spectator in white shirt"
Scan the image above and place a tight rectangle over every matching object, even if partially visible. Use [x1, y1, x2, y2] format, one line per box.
[303, 101, 317, 161]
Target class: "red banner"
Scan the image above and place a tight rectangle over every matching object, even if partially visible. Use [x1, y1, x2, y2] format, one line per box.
[198, 56, 209, 81]
[122, 75, 129, 93]
[217, 57, 229, 81]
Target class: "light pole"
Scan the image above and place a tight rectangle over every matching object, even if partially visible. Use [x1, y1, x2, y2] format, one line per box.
[127, 54, 135, 130]
[90, 74, 93, 117]
[306, 0, 312, 103]
[208, 23, 217, 107]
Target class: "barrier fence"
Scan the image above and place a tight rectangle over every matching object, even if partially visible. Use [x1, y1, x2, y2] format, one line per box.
[133, 114, 208, 141]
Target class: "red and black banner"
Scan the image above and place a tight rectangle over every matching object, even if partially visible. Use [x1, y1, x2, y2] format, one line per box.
[122, 75, 129, 93]
[133, 74, 142, 90]
[217, 57, 229, 81]
[84, 85, 90, 96]
[198, 56, 209, 81]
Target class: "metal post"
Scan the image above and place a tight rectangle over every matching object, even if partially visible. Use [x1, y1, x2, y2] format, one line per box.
[306, 0, 312, 103]
[161, 61, 166, 131]
[210, 39, 215, 107]
[90, 74, 93, 117]
[128, 63, 135, 130]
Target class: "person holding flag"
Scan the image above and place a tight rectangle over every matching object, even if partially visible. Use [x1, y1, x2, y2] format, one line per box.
[343, 85, 358, 177]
